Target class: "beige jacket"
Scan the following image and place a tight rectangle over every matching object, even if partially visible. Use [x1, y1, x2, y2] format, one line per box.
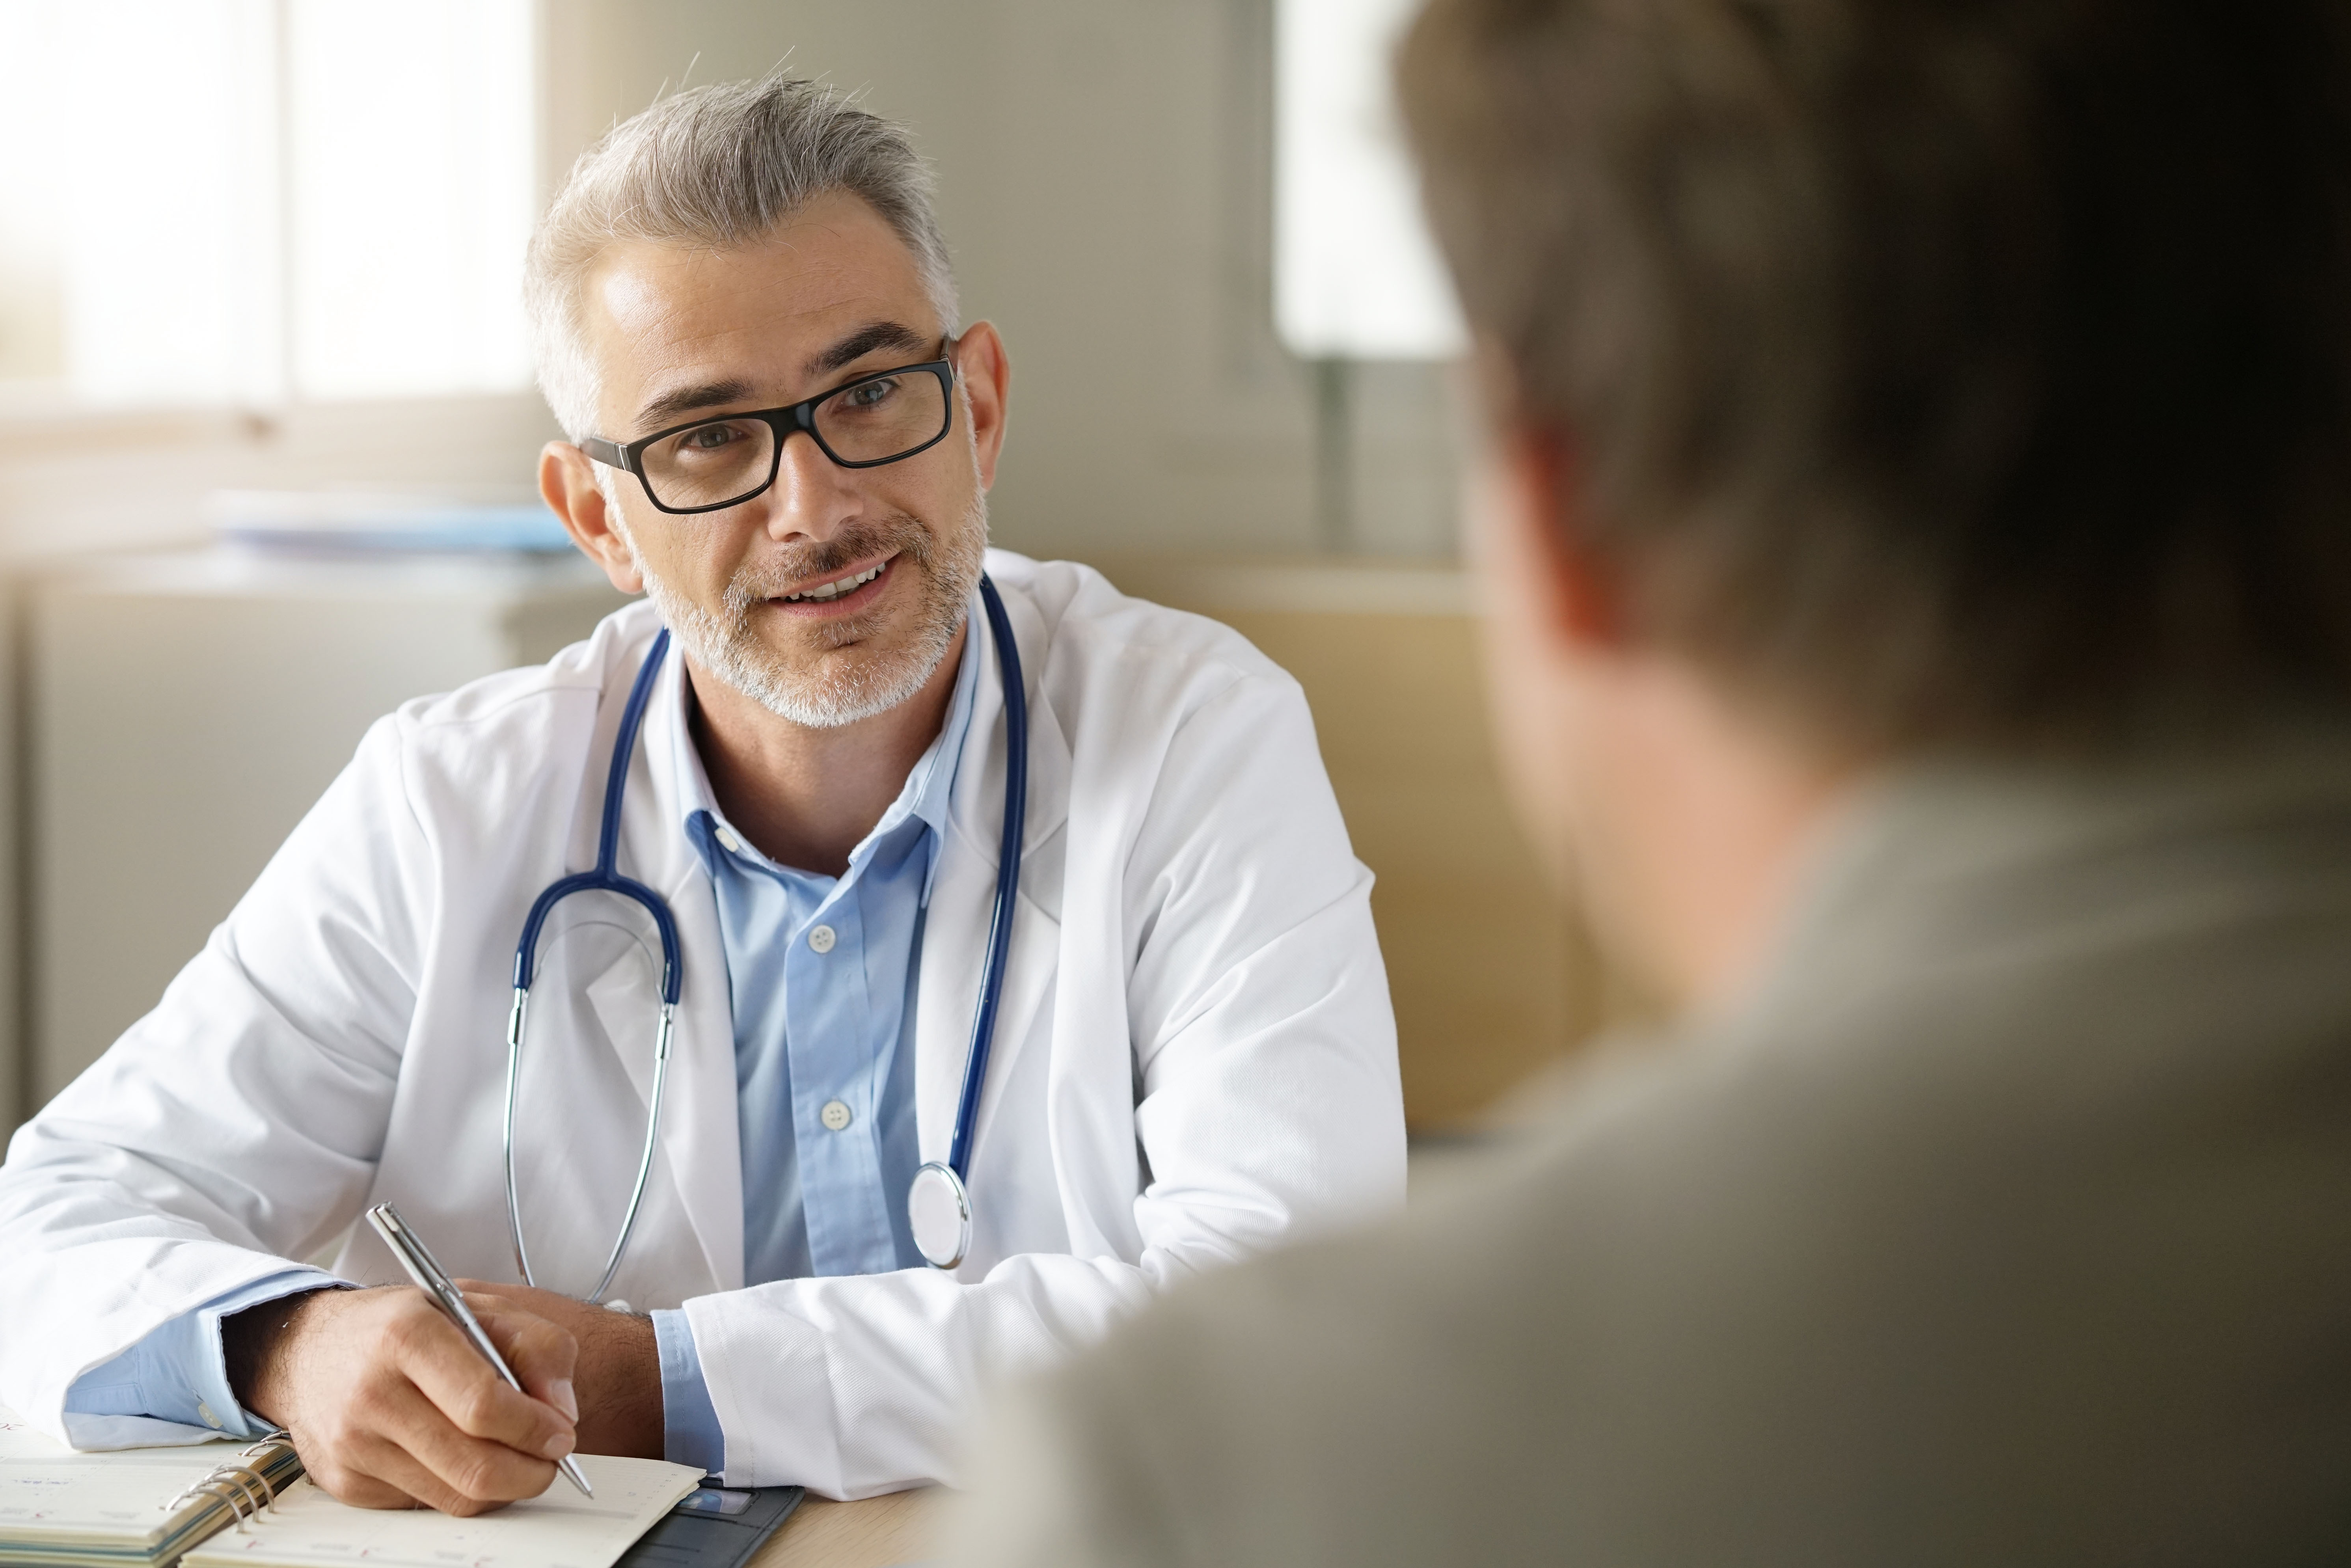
[949, 745, 2351, 1566]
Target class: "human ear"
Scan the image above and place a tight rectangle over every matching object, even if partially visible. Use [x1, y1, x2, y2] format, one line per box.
[540, 441, 645, 596]
[1481, 419, 1621, 661]
[950, 322, 1012, 491]
[1465, 339, 1619, 656]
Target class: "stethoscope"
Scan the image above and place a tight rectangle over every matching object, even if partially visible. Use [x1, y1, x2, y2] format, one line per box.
[503, 574, 1027, 1297]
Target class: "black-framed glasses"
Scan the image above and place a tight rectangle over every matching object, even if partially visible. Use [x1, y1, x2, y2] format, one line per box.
[581, 358, 956, 515]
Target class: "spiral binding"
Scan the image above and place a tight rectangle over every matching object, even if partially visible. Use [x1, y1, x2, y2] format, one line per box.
[160, 1435, 299, 1537]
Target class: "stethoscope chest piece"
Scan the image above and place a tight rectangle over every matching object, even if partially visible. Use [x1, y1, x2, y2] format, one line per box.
[908, 1160, 972, 1270]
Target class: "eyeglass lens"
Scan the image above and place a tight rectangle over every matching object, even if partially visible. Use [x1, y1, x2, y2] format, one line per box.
[637, 369, 948, 510]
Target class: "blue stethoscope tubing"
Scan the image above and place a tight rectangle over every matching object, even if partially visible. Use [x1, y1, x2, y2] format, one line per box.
[911, 573, 1027, 1269]
[502, 574, 1026, 1299]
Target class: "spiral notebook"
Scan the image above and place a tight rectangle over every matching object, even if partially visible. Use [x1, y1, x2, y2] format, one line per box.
[0, 1408, 304, 1568]
[179, 1456, 703, 1568]
[2, 1408, 704, 1568]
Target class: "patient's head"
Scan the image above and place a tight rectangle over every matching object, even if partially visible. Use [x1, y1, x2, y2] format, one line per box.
[1399, 0, 2351, 998]
[527, 75, 1003, 731]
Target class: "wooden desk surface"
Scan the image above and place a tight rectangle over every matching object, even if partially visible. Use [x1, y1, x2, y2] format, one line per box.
[749, 1487, 939, 1568]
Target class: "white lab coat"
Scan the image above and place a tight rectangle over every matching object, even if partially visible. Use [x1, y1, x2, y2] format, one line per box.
[0, 552, 1405, 1497]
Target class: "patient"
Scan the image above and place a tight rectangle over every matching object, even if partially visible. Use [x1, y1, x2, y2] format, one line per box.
[948, 0, 2351, 1561]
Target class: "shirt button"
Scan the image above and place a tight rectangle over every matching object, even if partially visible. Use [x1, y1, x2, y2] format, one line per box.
[808, 924, 837, 953]
[820, 1099, 853, 1132]
[197, 1400, 222, 1430]
[715, 825, 743, 855]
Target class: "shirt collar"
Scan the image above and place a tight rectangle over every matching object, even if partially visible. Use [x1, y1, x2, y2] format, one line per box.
[659, 594, 983, 901]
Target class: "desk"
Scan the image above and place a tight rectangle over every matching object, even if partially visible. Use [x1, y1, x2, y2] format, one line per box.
[749, 1488, 939, 1568]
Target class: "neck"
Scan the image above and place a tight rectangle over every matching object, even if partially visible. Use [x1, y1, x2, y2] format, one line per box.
[1572, 663, 1861, 1016]
[685, 622, 967, 877]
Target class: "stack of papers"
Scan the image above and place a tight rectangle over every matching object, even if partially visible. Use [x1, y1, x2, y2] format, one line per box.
[205, 488, 575, 554]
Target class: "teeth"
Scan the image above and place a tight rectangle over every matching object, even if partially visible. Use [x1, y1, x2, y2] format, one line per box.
[783, 562, 885, 603]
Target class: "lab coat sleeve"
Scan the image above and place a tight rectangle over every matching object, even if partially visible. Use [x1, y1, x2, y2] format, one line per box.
[0, 715, 431, 1441]
[60, 1268, 341, 1449]
[682, 663, 1407, 1498]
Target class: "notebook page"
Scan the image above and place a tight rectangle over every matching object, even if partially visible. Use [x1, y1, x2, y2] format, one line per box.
[0, 1409, 280, 1546]
[180, 1455, 703, 1568]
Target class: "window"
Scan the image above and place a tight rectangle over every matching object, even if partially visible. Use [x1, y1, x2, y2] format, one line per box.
[0, 0, 537, 410]
[1274, 0, 1465, 362]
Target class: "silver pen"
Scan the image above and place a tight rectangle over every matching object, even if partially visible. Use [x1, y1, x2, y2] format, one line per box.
[364, 1202, 595, 1498]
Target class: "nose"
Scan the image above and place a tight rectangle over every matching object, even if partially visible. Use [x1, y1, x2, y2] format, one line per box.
[754, 426, 863, 543]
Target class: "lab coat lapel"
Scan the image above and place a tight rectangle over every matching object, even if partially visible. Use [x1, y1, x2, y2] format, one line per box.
[610, 634, 745, 1291]
[916, 570, 1070, 1169]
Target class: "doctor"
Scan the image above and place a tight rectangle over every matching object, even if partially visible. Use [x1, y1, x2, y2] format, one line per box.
[0, 74, 1404, 1508]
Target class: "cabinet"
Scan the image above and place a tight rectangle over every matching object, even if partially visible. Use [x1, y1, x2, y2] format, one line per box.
[19, 549, 630, 1115]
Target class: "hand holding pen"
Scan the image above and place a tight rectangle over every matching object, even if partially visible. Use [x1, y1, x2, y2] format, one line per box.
[220, 1236, 587, 1515]
[367, 1203, 596, 1498]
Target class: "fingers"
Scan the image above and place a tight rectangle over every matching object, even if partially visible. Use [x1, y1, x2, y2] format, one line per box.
[363, 1371, 560, 1510]
[386, 1302, 578, 1469]
[290, 1435, 427, 1512]
[468, 1296, 580, 1424]
[342, 1426, 533, 1518]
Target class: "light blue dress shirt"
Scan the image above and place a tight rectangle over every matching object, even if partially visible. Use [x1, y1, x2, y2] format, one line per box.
[649, 628, 977, 1470]
[63, 618, 979, 1478]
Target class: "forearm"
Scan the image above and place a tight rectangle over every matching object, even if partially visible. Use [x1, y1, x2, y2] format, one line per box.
[563, 1302, 664, 1458]
[223, 1286, 341, 1430]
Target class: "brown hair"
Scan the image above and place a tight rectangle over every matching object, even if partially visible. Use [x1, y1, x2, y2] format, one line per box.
[1399, 0, 2351, 755]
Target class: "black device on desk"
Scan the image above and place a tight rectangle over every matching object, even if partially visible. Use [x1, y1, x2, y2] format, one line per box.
[618, 1483, 805, 1568]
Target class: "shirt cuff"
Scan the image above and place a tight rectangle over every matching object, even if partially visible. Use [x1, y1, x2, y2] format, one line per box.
[63, 1268, 341, 1440]
[652, 1307, 725, 1475]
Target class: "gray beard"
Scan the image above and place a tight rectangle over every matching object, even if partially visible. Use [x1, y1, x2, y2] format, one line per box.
[635, 495, 988, 729]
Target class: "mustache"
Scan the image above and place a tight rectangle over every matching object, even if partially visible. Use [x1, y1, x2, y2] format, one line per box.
[721, 515, 935, 609]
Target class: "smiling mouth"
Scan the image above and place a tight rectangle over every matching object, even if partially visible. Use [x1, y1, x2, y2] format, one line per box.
[778, 559, 889, 604]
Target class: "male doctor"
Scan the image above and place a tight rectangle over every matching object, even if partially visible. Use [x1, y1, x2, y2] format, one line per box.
[0, 75, 1403, 1508]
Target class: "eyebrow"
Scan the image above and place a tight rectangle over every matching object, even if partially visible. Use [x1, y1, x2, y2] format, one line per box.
[805, 320, 930, 379]
[633, 377, 758, 435]
[628, 321, 935, 436]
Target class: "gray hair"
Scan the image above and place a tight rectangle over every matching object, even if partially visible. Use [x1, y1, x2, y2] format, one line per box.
[525, 73, 960, 441]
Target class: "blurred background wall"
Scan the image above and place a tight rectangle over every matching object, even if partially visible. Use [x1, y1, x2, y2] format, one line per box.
[0, 0, 1628, 1143]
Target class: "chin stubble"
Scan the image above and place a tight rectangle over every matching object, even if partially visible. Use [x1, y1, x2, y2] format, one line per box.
[633, 497, 988, 728]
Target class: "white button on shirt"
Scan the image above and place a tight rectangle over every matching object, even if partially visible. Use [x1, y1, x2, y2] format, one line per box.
[820, 1099, 853, 1131]
[809, 924, 838, 953]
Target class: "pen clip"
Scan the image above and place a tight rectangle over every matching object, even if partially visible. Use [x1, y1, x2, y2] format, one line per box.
[367, 1203, 459, 1301]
